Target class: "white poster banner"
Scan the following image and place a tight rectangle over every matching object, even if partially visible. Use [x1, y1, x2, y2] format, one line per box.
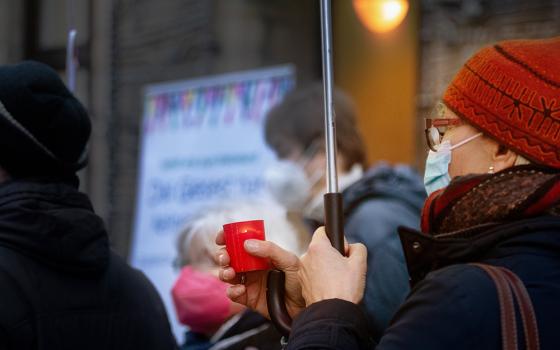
[130, 66, 295, 339]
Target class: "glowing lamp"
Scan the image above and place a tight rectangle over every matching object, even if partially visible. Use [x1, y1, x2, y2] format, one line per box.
[353, 0, 409, 33]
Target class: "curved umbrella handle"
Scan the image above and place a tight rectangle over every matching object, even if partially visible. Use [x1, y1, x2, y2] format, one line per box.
[266, 270, 292, 336]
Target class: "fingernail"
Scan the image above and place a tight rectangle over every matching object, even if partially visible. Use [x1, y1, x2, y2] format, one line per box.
[218, 254, 225, 265]
[223, 268, 234, 280]
[227, 285, 242, 298]
[244, 239, 260, 252]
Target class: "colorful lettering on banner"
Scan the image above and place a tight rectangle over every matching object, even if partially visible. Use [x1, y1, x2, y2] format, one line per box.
[143, 75, 294, 134]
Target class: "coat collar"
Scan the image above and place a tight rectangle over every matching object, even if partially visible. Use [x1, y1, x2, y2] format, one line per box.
[399, 216, 560, 286]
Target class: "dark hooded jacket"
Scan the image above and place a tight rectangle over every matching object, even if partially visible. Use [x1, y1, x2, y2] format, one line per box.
[341, 163, 425, 339]
[0, 179, 177, 350]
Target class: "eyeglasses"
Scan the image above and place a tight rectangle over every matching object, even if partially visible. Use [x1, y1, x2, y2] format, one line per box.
[424, 102, 463, 151]
[425, 118, 463, 151]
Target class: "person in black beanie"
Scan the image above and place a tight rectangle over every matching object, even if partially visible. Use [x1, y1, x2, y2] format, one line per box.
[0, 61, 177, 350]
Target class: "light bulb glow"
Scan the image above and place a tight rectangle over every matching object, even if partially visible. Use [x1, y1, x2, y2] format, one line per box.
[353, 0, 409, 33]
[381, 1, 402, 21]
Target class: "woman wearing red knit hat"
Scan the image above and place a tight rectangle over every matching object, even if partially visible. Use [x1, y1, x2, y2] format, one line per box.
[216, 37, 560, 350]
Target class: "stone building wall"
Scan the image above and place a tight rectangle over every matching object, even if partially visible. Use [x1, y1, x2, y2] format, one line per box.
[0, 0, 23, 64]
[415, 0, 560, 165]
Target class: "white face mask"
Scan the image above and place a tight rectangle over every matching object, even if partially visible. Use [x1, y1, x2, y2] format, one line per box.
[424, 132, 483, 195]
[264, 160, 322, 211]
[265, 141, 323, 212]
[303, 164, 364, 222]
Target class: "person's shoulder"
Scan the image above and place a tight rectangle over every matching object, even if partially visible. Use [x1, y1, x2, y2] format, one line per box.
[417, 263, 500, 305]
[419, 265, 502, 327]
[343, 163, 425, 224]
[108, 251, 157, 287]
[380, 264, 501, 349]
[105, 252, 176, 341]
[344, 193, 421, 245]
[426, 263, 489, 281]
[106, 251, 167, 307]
[344, 199, 405, 246]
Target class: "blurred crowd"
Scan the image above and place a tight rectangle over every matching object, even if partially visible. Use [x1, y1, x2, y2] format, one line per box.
[0, 35, 558, 350]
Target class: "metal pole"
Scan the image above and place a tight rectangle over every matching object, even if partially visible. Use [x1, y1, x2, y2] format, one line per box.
[320, 0, 339, 194]
[66, 29, 77, 92]
[320, 0, 344, 255]
[66, 0, 77, 92]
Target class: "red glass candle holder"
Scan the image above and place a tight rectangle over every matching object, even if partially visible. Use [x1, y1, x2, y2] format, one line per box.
[223, 219, 270, 273]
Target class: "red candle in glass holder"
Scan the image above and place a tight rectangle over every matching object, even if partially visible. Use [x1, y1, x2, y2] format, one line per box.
[223, 220, 270, 273]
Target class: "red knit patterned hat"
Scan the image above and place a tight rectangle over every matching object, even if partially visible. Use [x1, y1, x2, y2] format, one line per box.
[443, 37, 560, 169]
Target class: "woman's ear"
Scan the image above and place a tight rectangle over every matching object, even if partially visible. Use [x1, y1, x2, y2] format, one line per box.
[492, 143, 518, 172]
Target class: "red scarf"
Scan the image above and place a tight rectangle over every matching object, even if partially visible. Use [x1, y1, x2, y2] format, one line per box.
[422, 165, 560, 236]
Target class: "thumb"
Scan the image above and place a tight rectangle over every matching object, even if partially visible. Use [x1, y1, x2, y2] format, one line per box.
[310, 227, 346, 256]
[347, 242, 367, 265]
[244, 239, 299, 271]
[310, 227, 332, 247]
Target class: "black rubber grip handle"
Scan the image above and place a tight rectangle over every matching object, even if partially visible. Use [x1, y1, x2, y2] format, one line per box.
[266, 269, 292, 336]
[324, 192, 345, 255]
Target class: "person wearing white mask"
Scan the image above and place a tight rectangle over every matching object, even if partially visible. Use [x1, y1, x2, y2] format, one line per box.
[263, 86, 367, 224]
[263, 83, 425, 339]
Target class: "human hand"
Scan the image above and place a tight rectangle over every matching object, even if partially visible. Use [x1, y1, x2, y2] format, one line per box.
[299, 227, 367, 305]
[215, 230, 306, 319]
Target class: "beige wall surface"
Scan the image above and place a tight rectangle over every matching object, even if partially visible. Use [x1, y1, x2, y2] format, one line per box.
[416, 0, 560, 170]
[333, 0, 419, 167]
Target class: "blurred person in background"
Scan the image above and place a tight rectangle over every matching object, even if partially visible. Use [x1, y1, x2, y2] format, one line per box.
[0, 61, 176, 349]
[263, 83, 425, 338]
[218, 37, 560, 349]
[172, 202, 306, 350]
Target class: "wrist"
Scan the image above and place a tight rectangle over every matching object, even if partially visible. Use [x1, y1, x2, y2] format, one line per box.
[287, 304, 305, 319]
[307, 292, 361, 306]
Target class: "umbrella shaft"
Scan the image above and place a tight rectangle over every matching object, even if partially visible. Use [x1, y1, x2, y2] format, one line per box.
[320, 0, 338, 194]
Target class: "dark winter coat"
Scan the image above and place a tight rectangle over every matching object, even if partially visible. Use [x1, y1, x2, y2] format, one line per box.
[0, 179, 177, 350]
[287, 216, 560, 349]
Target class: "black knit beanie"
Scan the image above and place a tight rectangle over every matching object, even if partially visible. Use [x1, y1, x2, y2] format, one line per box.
[0, 61, 91, 177]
